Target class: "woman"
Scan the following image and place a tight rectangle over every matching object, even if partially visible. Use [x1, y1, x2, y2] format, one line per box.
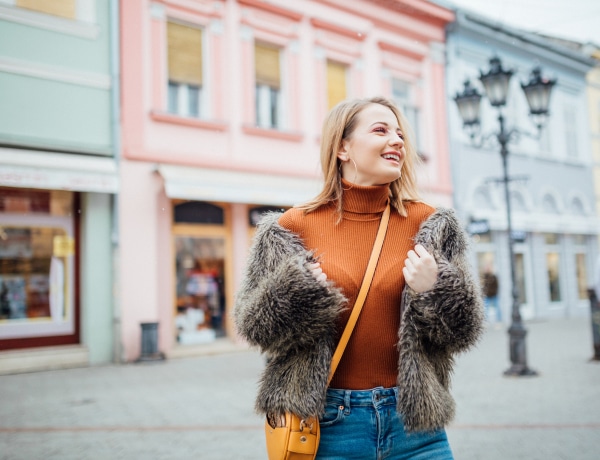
[234, 97, 484, 459]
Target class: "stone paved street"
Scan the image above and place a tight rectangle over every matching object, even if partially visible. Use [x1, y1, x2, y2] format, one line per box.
[1, 316, 599, 459]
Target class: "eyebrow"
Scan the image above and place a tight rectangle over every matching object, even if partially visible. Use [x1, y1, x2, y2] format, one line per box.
[370, 121, 402, 131]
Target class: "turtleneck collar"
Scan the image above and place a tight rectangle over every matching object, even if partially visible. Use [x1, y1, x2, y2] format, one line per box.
[341, 178, 390, 218]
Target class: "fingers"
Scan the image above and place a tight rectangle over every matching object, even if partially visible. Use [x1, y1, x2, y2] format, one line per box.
[306, 262, 327, 284]
[403, 244, 438, 293]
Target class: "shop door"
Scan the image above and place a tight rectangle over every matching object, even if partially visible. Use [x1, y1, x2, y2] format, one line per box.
[174, 234, 227, 345]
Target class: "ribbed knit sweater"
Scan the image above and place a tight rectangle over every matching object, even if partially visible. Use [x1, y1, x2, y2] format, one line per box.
[278, 181, 434, 390]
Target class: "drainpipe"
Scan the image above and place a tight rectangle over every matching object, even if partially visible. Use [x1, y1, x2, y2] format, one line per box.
[109, 0, 123, 363]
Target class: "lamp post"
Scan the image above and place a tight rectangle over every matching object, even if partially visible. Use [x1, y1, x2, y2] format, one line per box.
[454, 56, 556, 377]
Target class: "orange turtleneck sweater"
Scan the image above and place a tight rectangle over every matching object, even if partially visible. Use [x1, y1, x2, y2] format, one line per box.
[278, 182, 434, 390]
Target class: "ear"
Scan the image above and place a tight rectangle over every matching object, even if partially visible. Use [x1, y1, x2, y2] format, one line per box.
[337, 140, 349, 162]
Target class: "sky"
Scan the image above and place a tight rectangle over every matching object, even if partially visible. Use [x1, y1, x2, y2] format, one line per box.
[446, 0, 600, 45]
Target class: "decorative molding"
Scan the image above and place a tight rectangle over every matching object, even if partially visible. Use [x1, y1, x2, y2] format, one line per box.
[310, 18, 366, 41]
[0, 4, 99, 40]
[150, 110, 229, 131]
[242, 125, 303, 142]
[237, 0, 302, 22]
[152, 0, 224, 19]
[378, 40, 425, 61]
[0, 57, 111, 89]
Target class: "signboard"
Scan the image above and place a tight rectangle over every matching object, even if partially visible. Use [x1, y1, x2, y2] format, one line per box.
[467, 219, 490, 235]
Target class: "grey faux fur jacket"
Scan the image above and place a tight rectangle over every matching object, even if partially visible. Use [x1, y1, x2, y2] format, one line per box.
[234, 207, 484, 432]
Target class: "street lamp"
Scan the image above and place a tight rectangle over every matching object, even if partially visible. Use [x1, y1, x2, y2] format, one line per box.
[454, 56, 556, 377]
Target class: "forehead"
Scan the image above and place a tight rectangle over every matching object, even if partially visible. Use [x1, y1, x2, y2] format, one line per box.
[356, 103, 399, 127]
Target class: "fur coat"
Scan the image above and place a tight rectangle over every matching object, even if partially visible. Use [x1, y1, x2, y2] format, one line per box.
[234, 207, 484, 432]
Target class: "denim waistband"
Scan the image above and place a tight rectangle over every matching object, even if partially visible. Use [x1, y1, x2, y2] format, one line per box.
[326, 386, 398, 408]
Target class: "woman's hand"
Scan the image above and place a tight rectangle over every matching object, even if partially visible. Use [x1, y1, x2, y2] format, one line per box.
[306, 262, 328, 285]
[403, 244, 438, 293]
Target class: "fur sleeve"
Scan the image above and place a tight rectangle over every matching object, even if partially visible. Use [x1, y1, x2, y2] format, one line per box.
[404, 208, 484, 353]
[233, 212, 346, 355]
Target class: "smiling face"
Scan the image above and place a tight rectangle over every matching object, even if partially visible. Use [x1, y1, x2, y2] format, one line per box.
[337, 103, 405, 186]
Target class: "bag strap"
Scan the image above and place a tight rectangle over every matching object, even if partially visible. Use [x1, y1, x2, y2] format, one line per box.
[327, 203, 391, 385]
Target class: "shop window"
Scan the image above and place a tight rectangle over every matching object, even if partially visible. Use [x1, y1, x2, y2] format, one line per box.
[327, 60, 347, 110]
[16, 0, 76, 19]
[515, 253, 528, 305]
[575, 253, 588, 300]
[174, 201, 224, 225]
[546, 252, 562, 302]
[254, 43, 281, 129]
[167, 21, 204, 118]
[391, 78, 421, 151]
[175, 236, 226, 342]
[0, 188, 77, 346]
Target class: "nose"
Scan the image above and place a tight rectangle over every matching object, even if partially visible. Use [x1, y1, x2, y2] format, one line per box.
[389, 132, 404, 148]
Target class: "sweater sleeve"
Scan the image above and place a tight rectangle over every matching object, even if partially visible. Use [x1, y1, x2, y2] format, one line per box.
[404, 208, 484, 353]
[233, 212, 346, 355]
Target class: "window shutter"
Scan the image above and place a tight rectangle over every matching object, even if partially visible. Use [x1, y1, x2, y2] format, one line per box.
[17, 0, 76, 19]
[255, 43, 281, 89]
[167, 21, 203, 86]
[327, 60, 347, 109]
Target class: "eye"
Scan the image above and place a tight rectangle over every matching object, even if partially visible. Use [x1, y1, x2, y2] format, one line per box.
[397, 131, 404, 140]
[373, 126, 387, 134]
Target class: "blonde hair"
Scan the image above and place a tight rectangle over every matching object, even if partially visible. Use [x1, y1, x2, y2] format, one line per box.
[298, 96, 422, 218]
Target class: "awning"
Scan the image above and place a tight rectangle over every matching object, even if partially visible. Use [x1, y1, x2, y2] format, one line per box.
[0, 148, 118, 193]
[157, 164, 321, 206]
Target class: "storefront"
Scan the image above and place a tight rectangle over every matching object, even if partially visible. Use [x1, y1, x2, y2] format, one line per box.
[471, 226, 598, 322]
[0, 149, 117, 373]
[0, 188, 79, 349]
[170, 200, 285, 347]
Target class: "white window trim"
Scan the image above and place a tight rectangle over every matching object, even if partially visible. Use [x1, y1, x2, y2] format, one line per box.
[0, 2, 99, 40]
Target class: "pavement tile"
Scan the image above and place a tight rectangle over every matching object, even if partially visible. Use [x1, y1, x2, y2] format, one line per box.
[1, 316, 598, 459]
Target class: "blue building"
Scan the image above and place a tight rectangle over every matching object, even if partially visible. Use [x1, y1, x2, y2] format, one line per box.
[445, 9, 599, 321]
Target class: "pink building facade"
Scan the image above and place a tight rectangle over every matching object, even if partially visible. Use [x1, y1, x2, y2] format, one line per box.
[119, 0, 454, 361]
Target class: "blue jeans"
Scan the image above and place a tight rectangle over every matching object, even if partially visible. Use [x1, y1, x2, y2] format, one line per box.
[316, 387, 454, 460]
[484, 296, 501, 321]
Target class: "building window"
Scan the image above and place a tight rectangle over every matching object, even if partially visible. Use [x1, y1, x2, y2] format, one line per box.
[544, 232, 562, 302]
[326, 60, 347, 110]
[167, 21, 204, 118]
[0, 188, 77, 346]
[544, 233, 559, 245]
[254, 43, 281, 129]
[15, 0, 76, 19]
[391, 78, 421, 150]
[575, 253, 588, 300]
